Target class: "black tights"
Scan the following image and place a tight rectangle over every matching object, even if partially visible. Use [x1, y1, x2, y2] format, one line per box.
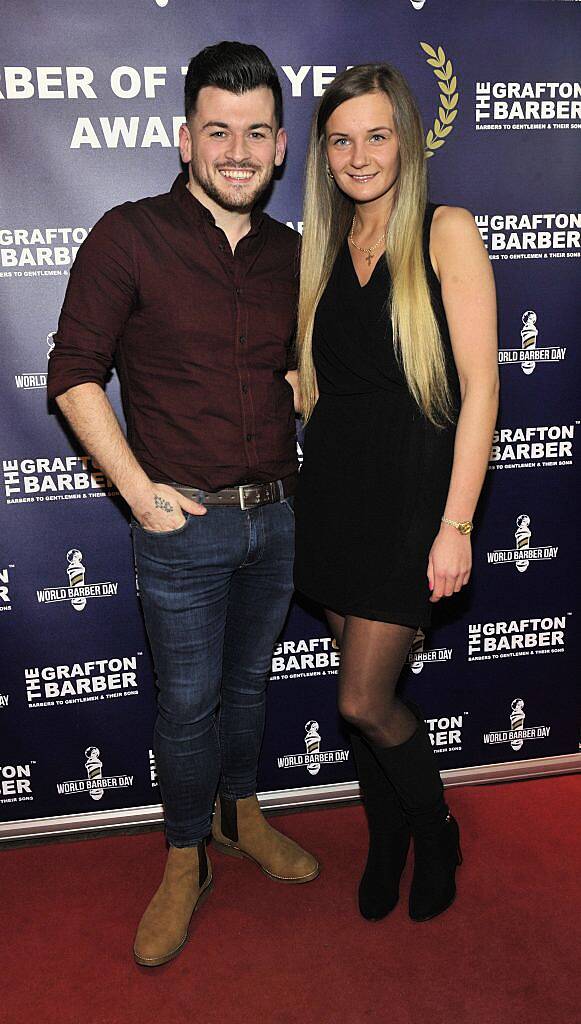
[326, 610, 418, 748]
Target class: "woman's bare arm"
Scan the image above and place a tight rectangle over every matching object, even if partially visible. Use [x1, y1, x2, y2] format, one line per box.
[427, 206, 499, 601]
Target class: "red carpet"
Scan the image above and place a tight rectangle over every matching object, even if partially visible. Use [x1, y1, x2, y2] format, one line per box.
[2, 775, 580, 1024]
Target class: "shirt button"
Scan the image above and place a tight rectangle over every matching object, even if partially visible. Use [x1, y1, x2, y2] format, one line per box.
[241, 383, 248, 394]
[246, 433, 253, 442]
[236, 287, 242, 296]
[239, 335, 246, 345]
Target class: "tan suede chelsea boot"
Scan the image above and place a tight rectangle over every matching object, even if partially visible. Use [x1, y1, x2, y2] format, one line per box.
[133, 839, 212, 967]
[212, 794, 319, 883]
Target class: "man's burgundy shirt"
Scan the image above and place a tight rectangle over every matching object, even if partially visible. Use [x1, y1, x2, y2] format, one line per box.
[47, 173, 300, 491]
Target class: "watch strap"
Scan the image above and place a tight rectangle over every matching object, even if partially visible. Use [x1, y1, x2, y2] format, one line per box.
[441, 516, 473, 535]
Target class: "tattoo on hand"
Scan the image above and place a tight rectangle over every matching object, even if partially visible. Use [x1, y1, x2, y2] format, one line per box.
[154, 494, 174, 514]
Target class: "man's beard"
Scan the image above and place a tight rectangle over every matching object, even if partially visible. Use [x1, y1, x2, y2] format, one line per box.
[190, 157, 273, 214]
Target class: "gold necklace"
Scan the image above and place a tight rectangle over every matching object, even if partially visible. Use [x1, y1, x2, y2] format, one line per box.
[348, 221, 386, 266]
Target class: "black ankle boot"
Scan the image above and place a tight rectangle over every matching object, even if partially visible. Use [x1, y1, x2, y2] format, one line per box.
[367, 716, 462, 923]
[351, 732, 410, 920]
[409, 813, 462, 922]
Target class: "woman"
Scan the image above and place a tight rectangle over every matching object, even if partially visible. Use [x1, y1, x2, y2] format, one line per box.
[294, 64, 498, 922]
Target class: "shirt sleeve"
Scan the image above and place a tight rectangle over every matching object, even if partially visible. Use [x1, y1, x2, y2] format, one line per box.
[47, 207, 137, 401]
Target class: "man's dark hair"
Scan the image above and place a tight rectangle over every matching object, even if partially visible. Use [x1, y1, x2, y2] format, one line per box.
[184, 41, 283, 126]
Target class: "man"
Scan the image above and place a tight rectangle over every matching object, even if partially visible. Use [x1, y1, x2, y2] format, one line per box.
[47, 41, 318, 968]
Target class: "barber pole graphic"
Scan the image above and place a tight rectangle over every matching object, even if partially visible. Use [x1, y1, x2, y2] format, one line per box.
[84, 747, 104, 801]
[514, 516, 532, 573]
[409, 629, 426, 674]
[520, 311, 538, 374]
[66, 549, 87, 610]
[304, 721, 322, 775]
[509, 700, 526, 751]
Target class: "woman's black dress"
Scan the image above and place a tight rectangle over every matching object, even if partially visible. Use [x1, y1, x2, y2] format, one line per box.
[294, 204, 460, 628]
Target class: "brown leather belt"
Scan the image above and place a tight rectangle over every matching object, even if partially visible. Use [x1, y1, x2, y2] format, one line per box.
[169, 473, 297, 510]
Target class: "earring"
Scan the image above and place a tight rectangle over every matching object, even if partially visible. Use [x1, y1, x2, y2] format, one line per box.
[326, 165, 334, 180]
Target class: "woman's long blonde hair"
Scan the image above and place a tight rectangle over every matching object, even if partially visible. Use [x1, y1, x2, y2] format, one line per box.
[297, 63, 452, 427]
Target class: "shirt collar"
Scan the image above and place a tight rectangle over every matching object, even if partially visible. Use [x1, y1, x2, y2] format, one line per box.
[170, 172, 265, 236]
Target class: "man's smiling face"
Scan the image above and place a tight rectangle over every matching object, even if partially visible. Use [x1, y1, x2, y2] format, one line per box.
[179, 85, 286, 214]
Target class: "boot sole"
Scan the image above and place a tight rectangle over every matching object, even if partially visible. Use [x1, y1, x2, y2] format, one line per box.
[359, 899, 399, 922]
[133, 874, 213, 967]
[212, 839, 320, 884]
[409, 887, 457, 923]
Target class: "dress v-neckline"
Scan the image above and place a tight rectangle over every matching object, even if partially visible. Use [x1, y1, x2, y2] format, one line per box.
[345, 238, 385, 290]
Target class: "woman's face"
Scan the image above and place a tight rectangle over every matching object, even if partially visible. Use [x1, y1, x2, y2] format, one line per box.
[325, 90, 400, 207]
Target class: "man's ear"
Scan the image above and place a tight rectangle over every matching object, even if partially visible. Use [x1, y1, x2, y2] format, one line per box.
[274, 127, 287, 167]
[179, 122, 192, 164]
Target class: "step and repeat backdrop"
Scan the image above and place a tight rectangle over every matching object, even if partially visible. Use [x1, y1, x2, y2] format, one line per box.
[1, 1, 579, 838]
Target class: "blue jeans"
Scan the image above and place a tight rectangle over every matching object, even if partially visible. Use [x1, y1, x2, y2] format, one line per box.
[132, 498, 295, 847]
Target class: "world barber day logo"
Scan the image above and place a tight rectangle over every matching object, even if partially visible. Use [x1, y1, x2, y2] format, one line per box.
[56, 747, 134, 801]
[498, 311, 566, 376]
[486, 516, 558, 573]
[13, 331, 55, 392]
[407, 628, 453, 673]
[483, 699, 550, 753]
[36, 550, 118, 612]
[277, 721, 350, 777]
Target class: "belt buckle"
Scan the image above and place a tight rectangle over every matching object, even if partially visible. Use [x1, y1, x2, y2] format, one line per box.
[239, 484, 262, 510]
[239, 481, 278, 510]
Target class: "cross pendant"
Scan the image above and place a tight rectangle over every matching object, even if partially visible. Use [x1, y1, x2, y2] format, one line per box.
[366, 252, 372, 266]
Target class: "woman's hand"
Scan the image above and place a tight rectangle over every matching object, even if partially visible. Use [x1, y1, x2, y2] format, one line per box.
[427, 523, 472, 602]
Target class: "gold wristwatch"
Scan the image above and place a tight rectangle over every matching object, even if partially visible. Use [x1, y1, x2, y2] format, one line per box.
[441, 516, 473, 535]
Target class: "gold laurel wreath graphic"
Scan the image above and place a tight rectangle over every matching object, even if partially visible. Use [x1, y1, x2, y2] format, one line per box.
[420, 42, 459, 158]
